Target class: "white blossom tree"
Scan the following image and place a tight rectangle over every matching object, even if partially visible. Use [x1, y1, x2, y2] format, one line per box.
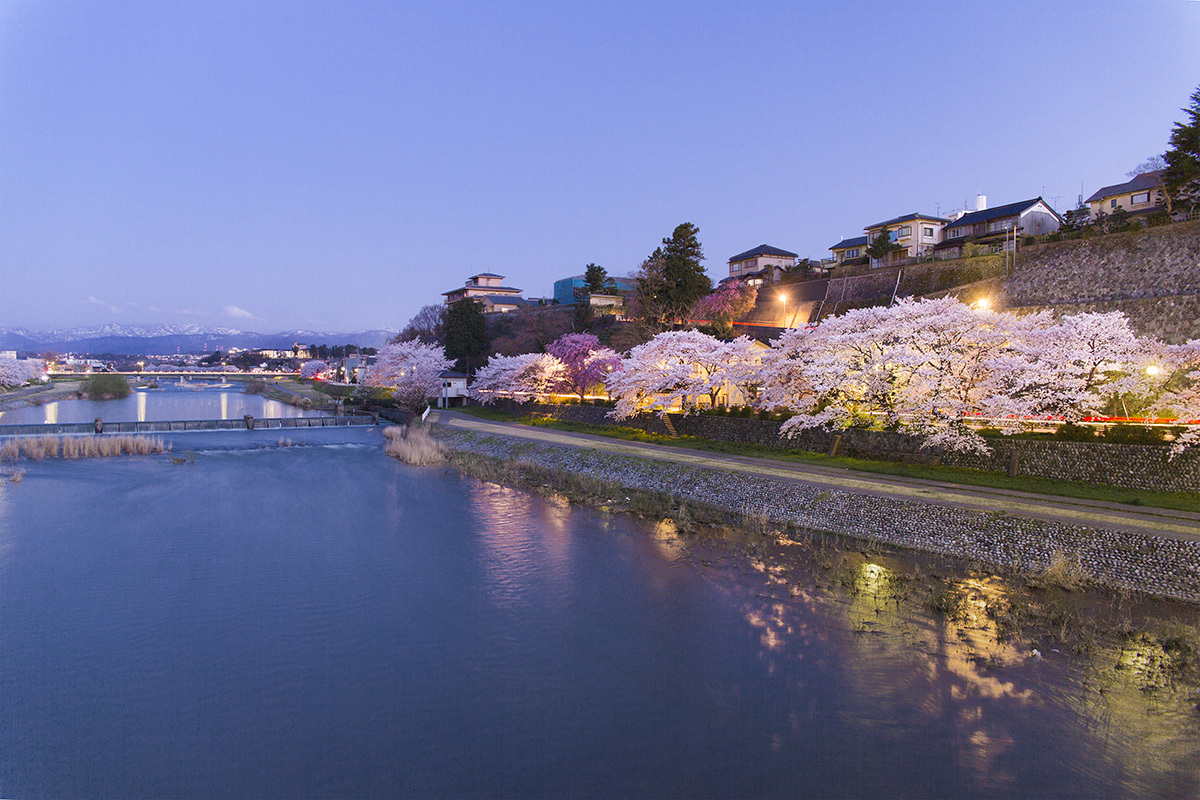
[605, 330, 748, 418]
[986, 311, 1162, 423]
[362, 341, 452, 410]
[470, 352, 566, 404]
[0, 358, 45, 387]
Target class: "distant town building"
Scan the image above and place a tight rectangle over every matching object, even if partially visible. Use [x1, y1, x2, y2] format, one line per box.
[1086, 170, 1167, 220]
[436, 369, 469, 407]
[443, 273, 526, 313]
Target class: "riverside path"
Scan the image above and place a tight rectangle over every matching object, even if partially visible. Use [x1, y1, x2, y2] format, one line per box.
[428, 410, 1200, 543]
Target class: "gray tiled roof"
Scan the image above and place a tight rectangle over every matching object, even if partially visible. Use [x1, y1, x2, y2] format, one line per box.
[1085, 170, 1164, 203]
[864, 212, 949, 230]
[944, 198, 1058, 229]
[728, 244, 799, 262]
[829, 235, 869, 251]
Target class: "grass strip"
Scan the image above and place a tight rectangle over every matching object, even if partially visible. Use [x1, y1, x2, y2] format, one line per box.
[455, 406, 1200, 513]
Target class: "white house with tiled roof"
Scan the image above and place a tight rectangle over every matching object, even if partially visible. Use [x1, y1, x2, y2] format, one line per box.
[863, 212, 949, 267]
[726, 244, 797, 285]
[442, 273, 526, 313]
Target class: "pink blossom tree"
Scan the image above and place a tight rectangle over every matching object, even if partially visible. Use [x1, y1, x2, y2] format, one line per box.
[691, 280, 758, 337]
[363, 341, 452, 410]
[470, 352, 565, 404]
[544, 333, 622, 402]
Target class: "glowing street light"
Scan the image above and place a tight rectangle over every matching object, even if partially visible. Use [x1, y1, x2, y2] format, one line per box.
[778, 294, 791, 328]
[972, 297, 991, 311]
[1146, 365, 1161, 377]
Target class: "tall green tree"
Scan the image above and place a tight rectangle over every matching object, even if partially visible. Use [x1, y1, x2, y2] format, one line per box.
[1164, 85, 1200, 215]
[866, 227, 903, 261]
[583, 263, 616, 295]
[634, 222, 711, 329]
[443, 299, 489, 374]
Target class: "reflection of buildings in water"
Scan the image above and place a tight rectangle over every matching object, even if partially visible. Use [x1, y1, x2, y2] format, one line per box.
[137, 390, 147, 422]
[44, 402, 57, 425]
[220, 392, 228, 420]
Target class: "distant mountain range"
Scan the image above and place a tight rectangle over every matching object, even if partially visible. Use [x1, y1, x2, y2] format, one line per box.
[0, 324, 398, 355]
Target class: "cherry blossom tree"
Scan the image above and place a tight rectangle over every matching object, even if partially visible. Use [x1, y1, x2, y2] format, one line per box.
[544, 333, 622, 402]
[470, 352, 565, 404]
[760, 298, 1024, 453]
[986, 311, 1162, 423]
[0, 358, 45, 387]
[362, 341, 452, 410]
[1157, 340, 1200, 455]
[605, 330, 752, 418]
[299, 360, 331, 379]
[692, 280, 758, 337]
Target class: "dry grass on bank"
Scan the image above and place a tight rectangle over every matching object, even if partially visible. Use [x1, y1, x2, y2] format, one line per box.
[383, 425, 447, 466]
[0, 435, 170, 461]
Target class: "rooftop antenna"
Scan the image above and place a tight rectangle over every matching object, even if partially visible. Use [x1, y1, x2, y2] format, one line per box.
[935, 201, 941, 216]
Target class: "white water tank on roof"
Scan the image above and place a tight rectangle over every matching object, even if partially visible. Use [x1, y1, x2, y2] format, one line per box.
[975, 194, 987, 211]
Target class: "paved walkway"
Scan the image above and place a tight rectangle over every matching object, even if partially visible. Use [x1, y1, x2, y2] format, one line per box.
[429, 410, 1200, 542]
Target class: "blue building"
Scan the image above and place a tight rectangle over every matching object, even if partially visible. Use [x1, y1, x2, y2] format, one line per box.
[553, 275, 637, 305]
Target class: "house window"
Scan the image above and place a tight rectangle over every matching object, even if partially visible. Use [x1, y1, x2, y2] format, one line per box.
[923, 227, 934, 237]
[897, 226, 912, 237]
[1131, 192, 1150, 204]
[844, 248, 858, 258]
[731, 263, 740, 272]
[1111, 198, 1117, 208]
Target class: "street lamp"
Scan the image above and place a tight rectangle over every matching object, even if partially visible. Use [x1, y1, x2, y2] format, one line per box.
[1146, 365, 1161, 377]
[778, 294, 789, 328]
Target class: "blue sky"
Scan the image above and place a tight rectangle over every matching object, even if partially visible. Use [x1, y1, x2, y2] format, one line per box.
[3, 0, 1198, 333]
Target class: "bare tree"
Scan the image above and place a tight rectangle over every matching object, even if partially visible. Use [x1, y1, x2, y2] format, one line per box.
[394, 304, 447, 345]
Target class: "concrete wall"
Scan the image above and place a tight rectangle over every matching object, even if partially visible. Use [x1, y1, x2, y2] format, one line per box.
[501, 402, 1200, 493]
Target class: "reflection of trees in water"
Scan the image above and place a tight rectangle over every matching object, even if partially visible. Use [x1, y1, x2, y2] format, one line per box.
[832, 559, 1199, 795]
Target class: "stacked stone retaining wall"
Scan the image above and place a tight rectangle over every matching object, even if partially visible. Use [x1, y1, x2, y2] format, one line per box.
[435, 428, 1200, 604]
[495, 402, 1200, 493]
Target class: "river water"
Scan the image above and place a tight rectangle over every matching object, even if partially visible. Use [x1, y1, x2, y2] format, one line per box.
[0, 380, 326, 426]
[0, 427, 1197, 798]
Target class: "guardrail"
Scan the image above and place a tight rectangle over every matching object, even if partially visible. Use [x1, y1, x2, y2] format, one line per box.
[0, 415, 378, 437]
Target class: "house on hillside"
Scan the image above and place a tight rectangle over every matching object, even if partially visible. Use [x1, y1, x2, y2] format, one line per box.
[1086, 170, 1167, 220]
[862, 213, 949, 267]
[726, 244, 798, 286]
[443, 273, 527, 313]
[828, 235, 869, 265]
[935, 197, 1061, 259]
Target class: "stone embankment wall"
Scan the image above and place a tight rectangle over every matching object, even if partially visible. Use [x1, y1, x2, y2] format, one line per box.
[501, 402, 1200, 494]
[1001, 220, 1200, 343]
[435, 427, 1200, 604]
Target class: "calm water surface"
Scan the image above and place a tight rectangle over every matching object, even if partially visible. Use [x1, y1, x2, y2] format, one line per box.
[0, 382, 326, 425]
[0, 429, 1196, 798]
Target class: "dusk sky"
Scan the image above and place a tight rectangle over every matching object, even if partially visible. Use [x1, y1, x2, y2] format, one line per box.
[3, 0, 1198, 334]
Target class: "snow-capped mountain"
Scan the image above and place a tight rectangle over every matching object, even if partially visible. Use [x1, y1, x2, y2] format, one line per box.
[0, 325, 398, 355]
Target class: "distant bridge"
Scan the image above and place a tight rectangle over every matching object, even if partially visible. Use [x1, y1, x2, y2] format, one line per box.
[0, 414, 378, 437]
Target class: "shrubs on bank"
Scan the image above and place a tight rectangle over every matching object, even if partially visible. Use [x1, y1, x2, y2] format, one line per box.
[382, 425, 446, 466]
[84, 373, 132, 400]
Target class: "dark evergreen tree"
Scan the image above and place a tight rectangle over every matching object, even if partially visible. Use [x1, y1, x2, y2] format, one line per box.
[443, 298, 489, 374]
[1164, 85, 1200, 214]
[634, 222, 711, 329]
[866, 227, 903, 261]
[583, 263, 616, 295]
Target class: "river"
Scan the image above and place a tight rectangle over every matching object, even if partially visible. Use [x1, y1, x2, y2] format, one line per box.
[0, 427, 1197, 797]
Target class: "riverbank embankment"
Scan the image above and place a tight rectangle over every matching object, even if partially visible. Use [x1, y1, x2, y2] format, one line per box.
[429, 416, 1200, 604]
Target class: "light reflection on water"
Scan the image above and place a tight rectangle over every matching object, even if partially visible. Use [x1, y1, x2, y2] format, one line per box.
[0, 437, 1195, 798]
[0, 385, 326, 425]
